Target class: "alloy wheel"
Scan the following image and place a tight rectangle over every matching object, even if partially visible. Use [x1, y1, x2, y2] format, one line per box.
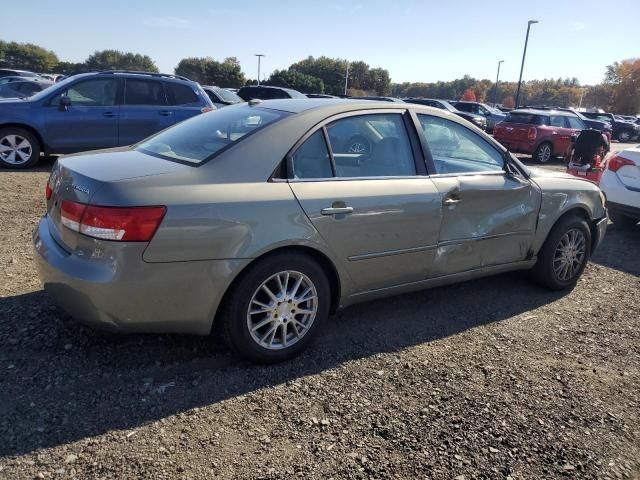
[553, 228, 586, 281]
[246, 270, 318, 350]
[537, 144, 551, 163]
[348, 142, 368, 154]
[618, 131, 631, 142]
[0, 134, 33, 165]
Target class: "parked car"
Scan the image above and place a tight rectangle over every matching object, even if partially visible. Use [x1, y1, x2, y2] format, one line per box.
[0, 78, 53, 98]
[452, 101, 507, 133]
[237, 85, 306, 101]
[0, 70, 214, 168]
[201, 85, 244, 108]
[351, 96, 404, 102]
[524, 106, 612, 151]
[493, 109, 588, 163]
[306, 93, 338, 99]
[34, 99, 607, 363]
[0, 68, 39, 79]
[405, 98, 487, 130]
[599, 145, 640, 227]
[582, 112, 639, 142]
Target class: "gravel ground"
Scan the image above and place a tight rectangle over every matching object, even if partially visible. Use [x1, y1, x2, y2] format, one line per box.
[0, 152, 639, 480]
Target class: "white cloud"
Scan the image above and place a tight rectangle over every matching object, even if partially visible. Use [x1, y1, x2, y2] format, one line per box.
[143, 16, 190, 28]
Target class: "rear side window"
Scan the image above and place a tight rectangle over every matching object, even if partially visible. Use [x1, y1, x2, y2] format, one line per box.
[166, 82, 199, 105]
[504, 113, 548, 125]
[125, 79, 166, 105]
[137, 105, 289, 164]
[291, 131, 333, 179]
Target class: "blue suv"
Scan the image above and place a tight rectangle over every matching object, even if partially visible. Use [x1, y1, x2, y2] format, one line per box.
[0, 71, 214, 168]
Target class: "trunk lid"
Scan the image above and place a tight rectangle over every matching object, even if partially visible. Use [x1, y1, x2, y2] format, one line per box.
[46, 148, 188, 252]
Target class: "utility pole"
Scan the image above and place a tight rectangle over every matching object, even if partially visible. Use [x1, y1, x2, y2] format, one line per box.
[255, 54, 265, 85]
[492, 60, 504, 105]
[515, 20, 539, 108]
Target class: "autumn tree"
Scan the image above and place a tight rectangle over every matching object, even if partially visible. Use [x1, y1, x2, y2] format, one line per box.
[461, 88, 477, 101]
[605, 58, 640, 114]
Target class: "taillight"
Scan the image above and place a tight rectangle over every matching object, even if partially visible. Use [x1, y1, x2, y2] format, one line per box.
[201, 106, 216, 113]
[607, 155, 635, 173]
[527, 127, 537, 141]
[45, 182, 52, 200]
[60, 201, 166, 242]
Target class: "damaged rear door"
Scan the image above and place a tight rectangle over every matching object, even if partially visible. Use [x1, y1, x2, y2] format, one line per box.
[416, 113, 540, 275]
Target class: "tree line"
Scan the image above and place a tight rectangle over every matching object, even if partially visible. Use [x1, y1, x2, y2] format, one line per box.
[1, 39, 638, 114]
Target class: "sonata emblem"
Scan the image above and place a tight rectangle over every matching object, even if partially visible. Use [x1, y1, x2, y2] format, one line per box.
[72, 184, 90, 195]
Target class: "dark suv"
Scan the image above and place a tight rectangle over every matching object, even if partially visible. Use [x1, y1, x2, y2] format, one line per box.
[452, 101, 507, 133]
[405, 98, 487, 130]
[237, 85, 306, 101]
[493, 109, 587, 163]
[0, 71, 214, 168]
[581, 112, 639, 142]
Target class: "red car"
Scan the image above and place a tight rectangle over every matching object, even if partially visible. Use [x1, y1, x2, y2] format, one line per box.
[493, 109, 586, 163]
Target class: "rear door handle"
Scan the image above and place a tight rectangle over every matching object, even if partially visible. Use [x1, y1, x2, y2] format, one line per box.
[159, 110, 172, 116]
[103, 112, 117, 118]
[321, 207, 354, 215]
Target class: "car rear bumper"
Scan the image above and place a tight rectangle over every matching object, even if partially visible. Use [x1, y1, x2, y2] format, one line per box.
[33, 216, 248, 335]
[606, 201, 640, 219]
[493, 137, 537, 154]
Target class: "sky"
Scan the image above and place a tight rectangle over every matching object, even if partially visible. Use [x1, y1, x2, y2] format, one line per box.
[3, 0, 639, 86]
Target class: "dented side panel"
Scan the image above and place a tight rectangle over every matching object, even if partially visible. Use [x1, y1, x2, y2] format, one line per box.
[429, 173, 541, 275]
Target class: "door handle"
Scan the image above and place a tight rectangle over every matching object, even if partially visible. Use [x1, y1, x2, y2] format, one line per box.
[103, 112, 117, 118]
[159, 110, 172, 116]
[321, 206, 354, 215]
[443, 198, 461, 206]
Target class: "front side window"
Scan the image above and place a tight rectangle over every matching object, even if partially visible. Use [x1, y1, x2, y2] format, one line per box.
[137, 105, 289, 164]
[125, 79, 166, 105]
[50, 78, 118, 106]
[567, 116, 585, 129]
[418, 114, 504, 174]
[549, 116, 567, 128]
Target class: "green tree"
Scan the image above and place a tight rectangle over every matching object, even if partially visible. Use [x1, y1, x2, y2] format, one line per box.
[175, 57, 245, 87]
[84, 50, 158, 72]
[0, 40, 58, 72]
[266, 69, 323, 93]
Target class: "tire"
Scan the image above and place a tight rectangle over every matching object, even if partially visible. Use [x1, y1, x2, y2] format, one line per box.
[617, 130, 632, 143]
[531, 214, 592, 290]
[346, 135, 371, 154]
[219, 252, 330, 363]
[609, 210, 638, 229]
[534, 142, 553, 163]
[0, 127, 41, 169]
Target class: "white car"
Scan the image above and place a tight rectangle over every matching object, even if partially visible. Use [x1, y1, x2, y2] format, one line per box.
[600, 145, 640, 227]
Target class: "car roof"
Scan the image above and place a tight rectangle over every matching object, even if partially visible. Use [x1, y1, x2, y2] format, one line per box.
[62, 71, 195, 84]
[245, 98, 452, 114]
[240, 85, 299, 93]
[510, 108, 574, 116]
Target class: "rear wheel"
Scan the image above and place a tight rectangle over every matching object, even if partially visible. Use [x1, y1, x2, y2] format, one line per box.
[219, 252, 330, 363]
[617, 130, 632, 142]
[534, 142, 553, 163]
[609, 210, 638, 228]
[531, 215, 591, 290]
[0, 127, 41, 169]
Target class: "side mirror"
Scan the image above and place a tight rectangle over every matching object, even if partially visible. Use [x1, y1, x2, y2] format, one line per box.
[59, 95, 71, 111]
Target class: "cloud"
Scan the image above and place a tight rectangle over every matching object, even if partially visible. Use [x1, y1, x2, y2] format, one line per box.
[570, 21, 587, 31]
[143, 16, 190, 28]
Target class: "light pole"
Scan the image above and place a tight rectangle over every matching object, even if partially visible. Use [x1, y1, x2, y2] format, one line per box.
[254, 54, 265, 85]
[492, 60, 504, 105]
[514, 20, 539, 108]
[344, 62, 349, 96]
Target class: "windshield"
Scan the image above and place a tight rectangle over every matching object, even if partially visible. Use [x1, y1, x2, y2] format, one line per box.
[212, 87, 243, 104]
[137, 105, 289, 165]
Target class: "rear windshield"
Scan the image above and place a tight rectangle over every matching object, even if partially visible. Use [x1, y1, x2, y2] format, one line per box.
[213, 87, 243, 104]
[504, 113, 548, 126]
[136, 105, 289, 165]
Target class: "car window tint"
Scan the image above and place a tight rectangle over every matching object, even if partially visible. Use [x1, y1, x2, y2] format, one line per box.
[418, 114, 503, 174]
[567, 116, 584, 129]
[50, 79, 118, 106]
[125, 79, 166, 105]
[204, 89, 219, 103]
[549, 116, 567, 128]
[326, 114, 416, 178]
[291, 130, 333, 179]
[165, 82, 199, 105]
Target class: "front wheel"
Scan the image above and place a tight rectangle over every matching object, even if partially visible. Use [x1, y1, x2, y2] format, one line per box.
[531, 215, 591, 290]
[617, 130, 632, 142]
[219, 252, 330, 363]
[0, 127, 41, 169]
[534, 142, 553, 163]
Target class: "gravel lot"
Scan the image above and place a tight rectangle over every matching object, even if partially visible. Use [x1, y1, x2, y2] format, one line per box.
[1, 150, 639, 480]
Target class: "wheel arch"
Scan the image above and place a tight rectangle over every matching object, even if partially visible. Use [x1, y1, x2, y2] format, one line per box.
[536, 205, 595, 255]
[211, 245, 342, 334]
[0, 123, 47, 153]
